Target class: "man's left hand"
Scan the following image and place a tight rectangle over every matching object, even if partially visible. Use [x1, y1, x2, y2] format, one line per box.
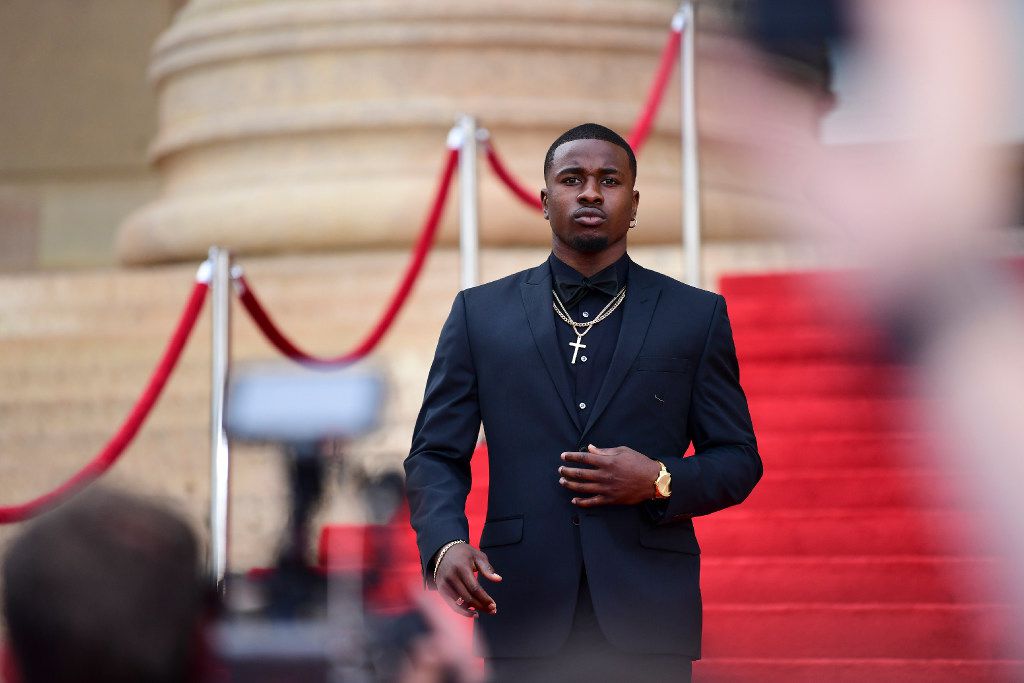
[559, 444, 662, 507]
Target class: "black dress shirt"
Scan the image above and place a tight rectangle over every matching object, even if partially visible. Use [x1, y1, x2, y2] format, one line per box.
[548, 253, 629, 424]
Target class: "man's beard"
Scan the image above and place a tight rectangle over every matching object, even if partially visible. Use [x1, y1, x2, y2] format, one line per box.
[570, 234, 609, 253]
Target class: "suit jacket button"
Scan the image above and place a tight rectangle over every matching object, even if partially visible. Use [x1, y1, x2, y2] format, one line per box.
[571, 513, 580, 526]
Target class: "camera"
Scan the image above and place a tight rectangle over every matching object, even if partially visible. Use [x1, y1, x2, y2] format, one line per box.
[214, 365, 429, 682]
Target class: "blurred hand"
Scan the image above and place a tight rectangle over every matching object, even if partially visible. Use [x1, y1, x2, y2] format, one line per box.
[399, 589, 488, 683]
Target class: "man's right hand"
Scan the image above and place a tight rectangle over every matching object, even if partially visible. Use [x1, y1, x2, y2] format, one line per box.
[433, 543, 501, 618]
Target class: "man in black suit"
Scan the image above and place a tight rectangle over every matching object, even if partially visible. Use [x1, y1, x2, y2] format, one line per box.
[405, 123, 761, 682]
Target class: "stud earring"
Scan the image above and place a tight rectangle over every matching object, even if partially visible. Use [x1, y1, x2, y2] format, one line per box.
[629, 217, 637, 229]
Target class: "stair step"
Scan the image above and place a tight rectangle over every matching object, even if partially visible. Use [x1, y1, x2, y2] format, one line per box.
[325, 507, 991, 565]
[360, 555, 1007, 608]
[748, 397, 914, 433]
[701, 556, 1005, 604]
[734, 327, 887, 362]
[741, 469, 968, 510]
[702, 603, 1017, 659]
[719, 272, 854, 300]
[724, 297, 853, 327]
[739, 361, 910, 397]
[752, 432, 932, 469]
[694, 657, 1024, 683]
[695, 509, 991, 557]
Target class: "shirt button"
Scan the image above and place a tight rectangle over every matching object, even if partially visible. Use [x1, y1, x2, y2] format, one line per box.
[578, 402, 586, 410]
[580, 356, 588, 363]
[581, 311, 590, 318]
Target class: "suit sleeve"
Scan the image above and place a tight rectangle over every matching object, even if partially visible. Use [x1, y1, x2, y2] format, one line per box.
[404, 291, 481, 582]
[656, 294, 762, 522]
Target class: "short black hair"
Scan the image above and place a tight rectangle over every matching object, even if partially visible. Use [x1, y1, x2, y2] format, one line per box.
[544, 123, 637, 181]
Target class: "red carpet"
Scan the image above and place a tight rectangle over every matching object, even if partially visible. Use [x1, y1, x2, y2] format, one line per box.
[694, 272, 1023, 682]
[321, 270, 1023, 681]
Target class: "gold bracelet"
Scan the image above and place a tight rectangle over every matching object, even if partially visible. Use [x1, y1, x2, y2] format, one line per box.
[432, 540, 467, 585]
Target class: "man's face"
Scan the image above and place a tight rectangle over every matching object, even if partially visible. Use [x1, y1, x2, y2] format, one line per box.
[541, 138, 638, 255]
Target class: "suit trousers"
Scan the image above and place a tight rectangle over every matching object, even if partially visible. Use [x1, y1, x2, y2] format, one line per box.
[487, 527, 693, 683]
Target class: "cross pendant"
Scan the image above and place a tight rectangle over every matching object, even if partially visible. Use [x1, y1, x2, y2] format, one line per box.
[569, 335, 587, 364]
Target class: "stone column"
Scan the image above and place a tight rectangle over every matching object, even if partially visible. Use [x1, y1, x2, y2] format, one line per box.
[118, 0, 796, 265]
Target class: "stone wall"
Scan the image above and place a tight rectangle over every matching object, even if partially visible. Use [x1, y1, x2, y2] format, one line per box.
[0, 0, 178, 270]
[118, 0, 809, 265]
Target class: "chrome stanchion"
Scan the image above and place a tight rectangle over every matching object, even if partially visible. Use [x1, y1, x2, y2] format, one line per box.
[208, 246, 233, 591]
[456, 114, 480, 290]
[677, 2, 702, 288]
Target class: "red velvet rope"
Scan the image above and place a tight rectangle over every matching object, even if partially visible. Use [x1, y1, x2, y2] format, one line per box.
[484, 143, 544, 211]
[486, 23, 683, 211]
[0, 280, 210, 524]
[237, 147, 460, 367]
[626, 25, 683, 153]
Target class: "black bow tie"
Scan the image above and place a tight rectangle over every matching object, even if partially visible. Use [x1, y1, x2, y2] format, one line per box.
[555, 271, 619, 308]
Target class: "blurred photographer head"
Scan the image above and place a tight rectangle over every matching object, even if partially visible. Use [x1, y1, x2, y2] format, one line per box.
[2, 488, 205, 683]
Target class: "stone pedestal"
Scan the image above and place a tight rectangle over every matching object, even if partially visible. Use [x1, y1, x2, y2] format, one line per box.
[118, 0, 798, 265]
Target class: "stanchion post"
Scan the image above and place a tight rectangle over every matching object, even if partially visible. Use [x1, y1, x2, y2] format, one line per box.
[456, 114, 480, 291]
[208, 246, 232, 591]
[678, 1, 702, 287]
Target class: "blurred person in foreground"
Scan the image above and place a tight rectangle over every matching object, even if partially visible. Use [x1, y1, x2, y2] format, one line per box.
[405, 123, 762, 682]
[396, 590, 487, 683]
[724, 0, 1024, 643]
[1, 488, 207, 683]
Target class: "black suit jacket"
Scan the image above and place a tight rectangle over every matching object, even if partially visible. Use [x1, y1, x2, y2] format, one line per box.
[404, 257, 761, 659]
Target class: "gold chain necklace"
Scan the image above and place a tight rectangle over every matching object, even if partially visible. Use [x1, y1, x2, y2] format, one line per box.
[551, 286, 626, 364]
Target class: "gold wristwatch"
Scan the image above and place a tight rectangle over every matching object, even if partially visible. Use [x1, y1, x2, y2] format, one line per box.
[653, 460, 672, 499]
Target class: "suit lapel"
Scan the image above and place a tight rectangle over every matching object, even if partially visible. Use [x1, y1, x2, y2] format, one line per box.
[520, 265, 583, 431]
[581, 260, 661, 439]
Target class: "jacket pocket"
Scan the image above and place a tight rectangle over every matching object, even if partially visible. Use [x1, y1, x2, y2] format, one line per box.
[634, 356, 689, 373]
[480, 514, 524, 548]
[639, 527, 701, 554]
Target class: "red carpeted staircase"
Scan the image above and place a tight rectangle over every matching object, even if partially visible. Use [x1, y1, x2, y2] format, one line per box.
[320, 270, 1023, 681]
[692, 272, 1023, 683]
